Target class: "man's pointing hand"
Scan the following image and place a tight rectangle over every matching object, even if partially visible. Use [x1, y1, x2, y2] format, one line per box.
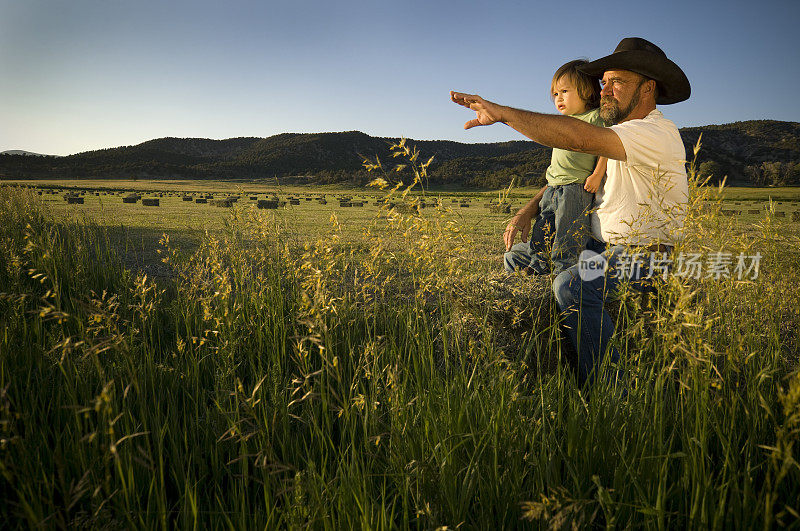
[450, 91, 504, 130]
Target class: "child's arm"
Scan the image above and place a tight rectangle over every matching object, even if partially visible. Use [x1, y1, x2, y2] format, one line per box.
[584, 156, 607, 193]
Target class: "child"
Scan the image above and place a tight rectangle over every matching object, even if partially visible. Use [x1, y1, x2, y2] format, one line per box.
[503, 59, 607, 275]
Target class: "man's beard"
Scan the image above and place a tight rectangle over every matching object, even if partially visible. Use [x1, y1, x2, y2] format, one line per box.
[599, 82, 643, 124]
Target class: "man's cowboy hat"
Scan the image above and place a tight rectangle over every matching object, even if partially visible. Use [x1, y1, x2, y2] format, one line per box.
[578, 37, 690, 105]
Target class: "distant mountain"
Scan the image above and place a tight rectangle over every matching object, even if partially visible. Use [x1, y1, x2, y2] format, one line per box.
[2, 121, 798, 187]
[680, 120, 800, 185]
[0, 132, 544, 188]
[1, 150, 53, 157]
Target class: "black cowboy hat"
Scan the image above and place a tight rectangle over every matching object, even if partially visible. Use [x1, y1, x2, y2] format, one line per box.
[578, 37, 690, 105]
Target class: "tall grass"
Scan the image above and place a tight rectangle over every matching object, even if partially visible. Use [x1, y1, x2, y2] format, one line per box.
[1, 145, 799, 528]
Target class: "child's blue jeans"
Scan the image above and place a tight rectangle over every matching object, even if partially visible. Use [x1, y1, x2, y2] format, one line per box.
[503, 183, 593, 275]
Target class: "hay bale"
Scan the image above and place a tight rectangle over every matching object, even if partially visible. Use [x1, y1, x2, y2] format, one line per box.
[488, 202, 512, 214]
[249, 196, 258, 200]
[793, 211, 800, 222]
[340, 201, 352, 207]
[748, 209, 760, 215]
[212, 199, 233, 208]
[122, 194, 140, 203]
[195, 198, 208, 204]
[65, 196, 84, 204]
[775, 211, 786, 218]
[142, 198, 160, 206]
[183, 195, 194, 201]
[721, 210, 736, 216]
[257, 200, 279, 209]
[289, 199, 300, 205]
[460, 203, 470, 208]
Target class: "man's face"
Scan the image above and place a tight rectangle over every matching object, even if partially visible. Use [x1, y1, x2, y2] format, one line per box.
[599, 70, 647, 124]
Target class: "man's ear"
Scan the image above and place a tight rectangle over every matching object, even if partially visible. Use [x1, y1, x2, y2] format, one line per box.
[640, 78, 658, 102]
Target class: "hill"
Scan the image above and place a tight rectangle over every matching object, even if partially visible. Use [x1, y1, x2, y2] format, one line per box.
[1, 121, 798, 187]
[681, 120, 800, 185]
[0, 150, 53, 157]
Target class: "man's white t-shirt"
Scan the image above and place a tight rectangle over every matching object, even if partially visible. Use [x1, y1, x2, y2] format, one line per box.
[591, 109, 688, 246]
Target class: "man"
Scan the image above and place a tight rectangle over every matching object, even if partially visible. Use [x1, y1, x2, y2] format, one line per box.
[451, 37, 690, 385]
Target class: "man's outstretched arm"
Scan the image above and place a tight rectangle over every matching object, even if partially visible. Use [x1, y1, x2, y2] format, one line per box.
[450, 91, 627, 161]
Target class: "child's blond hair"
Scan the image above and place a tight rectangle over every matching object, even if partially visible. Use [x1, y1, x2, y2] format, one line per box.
[550, 59, 601, 109]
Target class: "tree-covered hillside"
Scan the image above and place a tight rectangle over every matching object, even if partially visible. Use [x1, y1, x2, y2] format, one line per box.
[2, 121, 798, 187]
[681, 120, 800, 186]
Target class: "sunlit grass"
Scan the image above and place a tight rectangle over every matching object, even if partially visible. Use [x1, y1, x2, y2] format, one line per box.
[1, 143, 799, 528]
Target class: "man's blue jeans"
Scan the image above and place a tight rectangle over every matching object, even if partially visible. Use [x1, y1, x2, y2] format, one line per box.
[552, 238, 659, 386]
[503, 183, 593, 275]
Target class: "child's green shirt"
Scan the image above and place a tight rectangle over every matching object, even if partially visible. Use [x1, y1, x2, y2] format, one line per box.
[545, 108, 607, 186]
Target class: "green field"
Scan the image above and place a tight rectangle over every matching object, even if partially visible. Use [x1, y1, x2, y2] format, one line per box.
[2, 174, 800, 528]
[8, 180, 528, 279]
[8, 179, 800, 267]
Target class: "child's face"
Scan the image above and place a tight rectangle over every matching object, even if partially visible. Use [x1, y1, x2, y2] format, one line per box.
[552, 76, 589, 116]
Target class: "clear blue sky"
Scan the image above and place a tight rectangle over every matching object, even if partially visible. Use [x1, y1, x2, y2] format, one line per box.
[2, 0, 799, 156]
